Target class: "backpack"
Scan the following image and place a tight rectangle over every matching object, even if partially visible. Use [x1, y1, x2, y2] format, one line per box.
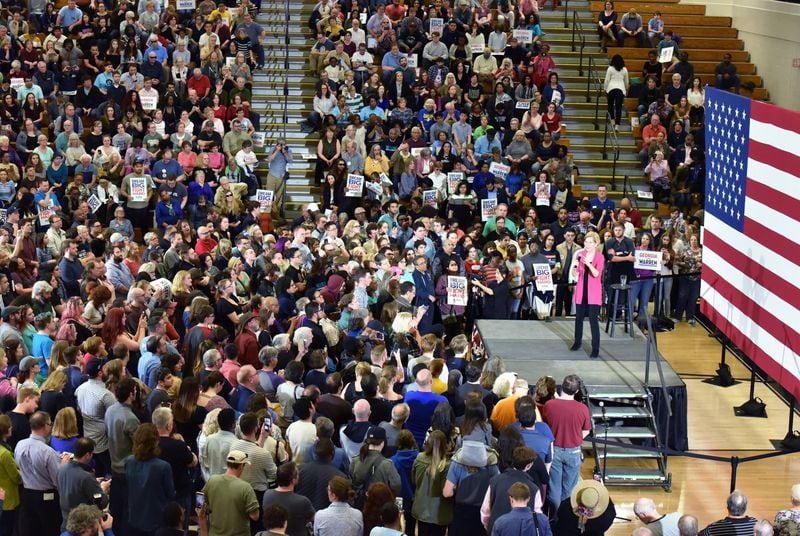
[352, 455, 381, 509]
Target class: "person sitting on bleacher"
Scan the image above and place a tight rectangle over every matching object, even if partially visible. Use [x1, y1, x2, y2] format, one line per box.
[656, 30, 680, 70]
[639, 114, 667, 169]
[715, 53, 741, 95]
[647, 11, 665, 48]
[638, 76, 662, 121]
[664, 73, 687, 108]
[618, 8, 646, 48]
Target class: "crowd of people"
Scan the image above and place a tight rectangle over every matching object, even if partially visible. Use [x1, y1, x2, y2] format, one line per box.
[0, 0, 750, 534]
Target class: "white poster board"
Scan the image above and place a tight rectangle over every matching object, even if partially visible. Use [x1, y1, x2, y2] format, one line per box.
[176, 0, 195, 9]
[634, 249, 663, 271]
[533, 263, 554, 292]
[422, 189, 438, 209]
[256, 189, 274, 212]
[658, 46, 674, 64]
[481, 198, 497, 221]
[87, 194, 102, 213]
[446, 276, 468, 306]
[513, 29, 533, 44]
[140, 93, 158, 111]
[489, 161, 510, 179]
[345, 174, 364, 197]
[447, 172, 464, 195]
[130, 177, 148, 202]
[429, 18, 444, 36]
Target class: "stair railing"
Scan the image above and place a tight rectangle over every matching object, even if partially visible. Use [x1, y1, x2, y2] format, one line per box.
[280, 0, 290, 218]
[563, 0, 570, 28]
[601, 112, 620, 189]
[571, 11, 586, 76]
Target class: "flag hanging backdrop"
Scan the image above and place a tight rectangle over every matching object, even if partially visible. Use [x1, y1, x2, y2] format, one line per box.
[701, 87, 800, 400]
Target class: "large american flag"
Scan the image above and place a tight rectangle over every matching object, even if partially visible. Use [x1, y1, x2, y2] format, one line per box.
[701, 87, 800, 400]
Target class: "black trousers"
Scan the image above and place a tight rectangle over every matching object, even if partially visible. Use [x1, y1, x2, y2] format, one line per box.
[110, 472, 128, 536]
[606, 88, 625, 125]
[555, 283, 574, 316]
[574, 303, 601, 355]
[18, 488, 61, 536]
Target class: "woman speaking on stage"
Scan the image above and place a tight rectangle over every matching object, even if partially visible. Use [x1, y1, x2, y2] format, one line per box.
[570, 231, 605, 358]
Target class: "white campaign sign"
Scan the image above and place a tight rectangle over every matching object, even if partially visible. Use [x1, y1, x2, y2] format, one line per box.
[533, 263, 554, 292]
[634, 249, 663, 271]
[446, 276, 468, 306]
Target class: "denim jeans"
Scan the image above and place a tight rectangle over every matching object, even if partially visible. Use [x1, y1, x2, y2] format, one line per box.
[631, 277, 655, 320]
[549, 446, 583, 509]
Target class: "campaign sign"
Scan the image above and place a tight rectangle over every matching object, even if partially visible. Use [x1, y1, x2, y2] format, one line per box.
[533, 263, 554, 292]
[365, 181, 383, 196]
[634, 249, 663, 271]
[256, 189, 274, 212]
[176, 0, 195, 9]
[446, 276, 468, 306]
[489, 161, 510, 179]
[481, 198, 497, 221]
[422, 189, 438, 209]
[130, 177, 148, 202]
[447, 172, 464, 195]
[513, 29, 532, 43]
[429, 18, 444, 36]
[87, 195, 102, 213]
[345, 174, 364, 197]
[140, 93, 158, 111]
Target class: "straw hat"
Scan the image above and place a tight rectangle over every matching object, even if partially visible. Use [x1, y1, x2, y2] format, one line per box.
[570, 480, 610, 520]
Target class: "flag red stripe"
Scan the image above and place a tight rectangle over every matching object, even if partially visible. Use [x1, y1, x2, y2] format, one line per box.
[742, 217, 800, 269]
[746, 179, 798, 220]
[702, 231, 800, 306]
[748, 140, 800, 179]
[701, 302, 800, 401]
[701, 264, 800, 349]
[750, 99, 800, 135]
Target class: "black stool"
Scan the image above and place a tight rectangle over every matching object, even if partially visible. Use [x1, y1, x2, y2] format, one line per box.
[606, 283, 634, 338]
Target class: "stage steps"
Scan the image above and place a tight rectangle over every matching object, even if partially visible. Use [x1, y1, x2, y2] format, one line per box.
[585, 385, 672, 490]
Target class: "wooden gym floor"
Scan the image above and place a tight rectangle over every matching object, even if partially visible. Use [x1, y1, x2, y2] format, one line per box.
[586, 321, 800, 535]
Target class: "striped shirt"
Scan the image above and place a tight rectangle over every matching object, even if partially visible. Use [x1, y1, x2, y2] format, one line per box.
[75, 379, 116, 453]
[699, 517, 758, 536]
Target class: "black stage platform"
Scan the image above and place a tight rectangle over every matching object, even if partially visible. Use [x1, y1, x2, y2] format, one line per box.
[475, 319, 689, 450]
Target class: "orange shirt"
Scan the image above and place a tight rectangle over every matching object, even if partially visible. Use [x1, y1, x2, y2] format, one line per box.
[491, 394, 521, 432]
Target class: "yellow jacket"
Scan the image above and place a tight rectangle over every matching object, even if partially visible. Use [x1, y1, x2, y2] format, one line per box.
[0, 443, 22, 510]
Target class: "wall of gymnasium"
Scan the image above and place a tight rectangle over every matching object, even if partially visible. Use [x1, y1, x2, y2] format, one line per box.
[681, 0, 800, 111]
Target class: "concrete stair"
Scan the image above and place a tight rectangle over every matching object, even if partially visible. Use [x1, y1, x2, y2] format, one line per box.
[254, 1, 319, 218]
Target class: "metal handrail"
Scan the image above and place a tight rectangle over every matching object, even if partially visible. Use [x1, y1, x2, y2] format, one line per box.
[586, 56, 604, 125]
[571, 11, 587, 76]
[602, 112, 621, 189]
[563, 0, 570, 28]
[280, 0, 290, 218]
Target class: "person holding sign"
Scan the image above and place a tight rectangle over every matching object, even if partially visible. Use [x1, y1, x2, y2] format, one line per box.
[570, 231, 605, 358]
[630, 233, 656, 329]
[120, 159, 155, 237]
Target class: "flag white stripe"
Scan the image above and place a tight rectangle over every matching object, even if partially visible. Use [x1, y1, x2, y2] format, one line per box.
[744, 199, 800, 249]
[702, 248, 799, 332]
[747, 158, 800, 203]
[750, 118, 800, 155]
[701, 284, 800, 379]
[705, 214, 800, 295]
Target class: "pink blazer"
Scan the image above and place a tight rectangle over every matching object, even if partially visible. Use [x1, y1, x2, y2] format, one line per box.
[573, 249, 605, 305]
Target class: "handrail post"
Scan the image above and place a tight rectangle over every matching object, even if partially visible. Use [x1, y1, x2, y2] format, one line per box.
[612, 149, 619, 190]
[602, 118, 609, 160]
[594, 86, 601, 129]
[585, 57, 591, 101]
[564, 0, 569, 28]
[571, 11, 576, 52]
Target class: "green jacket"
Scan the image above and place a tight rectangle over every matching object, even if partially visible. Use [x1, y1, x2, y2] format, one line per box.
[411, 452, 453, 525]
[0, 442, 22, 510]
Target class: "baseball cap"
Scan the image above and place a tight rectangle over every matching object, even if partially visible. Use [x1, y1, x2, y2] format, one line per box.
[1, 305, 21, 320]
[366, 427, 387, 442]
[86, 358, 104, 378]
[19, 356, 38, 372]
[226, 450, 251, 465]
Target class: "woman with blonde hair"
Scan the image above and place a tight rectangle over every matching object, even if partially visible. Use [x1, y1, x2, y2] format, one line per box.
[51, 406, 80, 453]
[102, 359, 126, 394]
[379, 365, 404, 403]
[197, 407, 222, 480]
[80, 336, 106, 373]
[47, 340, 71, 374]
[228, 256, 250, 297]
[412, 430, 453, 534]
[39, 369, 69, 421]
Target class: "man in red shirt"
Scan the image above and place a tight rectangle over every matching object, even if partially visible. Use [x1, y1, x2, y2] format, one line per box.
[194, 225, 218, 255]
[543, 375, 591, 509]
[187, 68, 211, 99]
[639, 114, 667, 168]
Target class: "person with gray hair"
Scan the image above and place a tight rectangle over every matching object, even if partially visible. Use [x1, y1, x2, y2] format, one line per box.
[699, 490, 757, 536]
[379, 403, 410, 456]
[774, 484, 800, 536]
[635, 529, 655, 536]
[257, 346, 284, 395]
[292, 326, 313, 356]
[754, 521, 773, 536]
[634, 497, 681, 536]
[64, 504, 114, 535]
[678, 515, 699, 536]
[302, 416, 350, 473]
